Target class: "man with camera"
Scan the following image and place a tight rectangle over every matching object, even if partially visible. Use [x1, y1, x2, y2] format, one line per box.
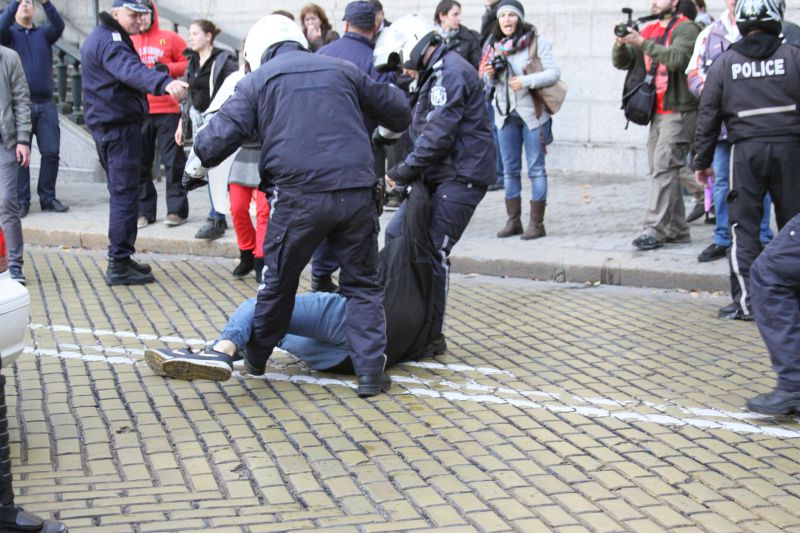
[694, 0, 800, 367]
[612, 0, 701, 251]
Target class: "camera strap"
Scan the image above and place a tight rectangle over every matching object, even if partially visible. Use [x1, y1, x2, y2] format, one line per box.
[644, 17, 679, 85]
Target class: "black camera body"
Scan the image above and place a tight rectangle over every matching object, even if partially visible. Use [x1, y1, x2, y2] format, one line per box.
[490, 55, 507, 75]
[614, 8, 660, 38]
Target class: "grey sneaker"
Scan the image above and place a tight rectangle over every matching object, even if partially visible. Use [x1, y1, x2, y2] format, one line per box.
[149, 346, 234, 381]
[8, 265, 25, 285]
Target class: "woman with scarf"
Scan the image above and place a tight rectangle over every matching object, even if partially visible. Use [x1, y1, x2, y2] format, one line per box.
[480, 0, 561, 240]
[434, 0, 481, 69]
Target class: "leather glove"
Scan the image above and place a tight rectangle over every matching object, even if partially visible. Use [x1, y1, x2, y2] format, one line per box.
[152, 62, 169, 74]
[386, 162, 420, 186]
[372, 126, 402, 147]
[182, 171, 208, 191]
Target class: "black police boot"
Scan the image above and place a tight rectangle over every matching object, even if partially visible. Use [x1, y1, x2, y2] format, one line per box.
[128, 257, 152, 275]
[0, 375, 68, 532]
[106, 258, 155, 286]
[357, 373, 392, 398]
[194, 217, 227, 240]
[746, 388, 800, 416]
[253, 257, 264, 284]
[311, 274, 339, 293]
[232, 249, 254, 278]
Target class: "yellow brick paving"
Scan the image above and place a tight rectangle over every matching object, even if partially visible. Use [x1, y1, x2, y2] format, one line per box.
[6, 247, 800, 532]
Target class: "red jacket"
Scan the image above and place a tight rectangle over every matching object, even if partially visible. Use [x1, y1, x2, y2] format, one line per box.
[131, 1, 187, 115]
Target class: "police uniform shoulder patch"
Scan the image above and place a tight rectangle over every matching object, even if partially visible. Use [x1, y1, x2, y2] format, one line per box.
[112, 32, 122, 42]
[430, 85, 447, 107]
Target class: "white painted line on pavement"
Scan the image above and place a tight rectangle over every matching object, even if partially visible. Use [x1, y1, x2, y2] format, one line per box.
[21, 344, 800, 440]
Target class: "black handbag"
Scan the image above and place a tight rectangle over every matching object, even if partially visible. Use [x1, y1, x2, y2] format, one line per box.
[621, 17, 678, 127]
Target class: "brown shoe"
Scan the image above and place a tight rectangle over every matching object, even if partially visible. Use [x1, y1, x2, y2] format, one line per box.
[521, 200, 546, 240]
[497, 198, 523, 238]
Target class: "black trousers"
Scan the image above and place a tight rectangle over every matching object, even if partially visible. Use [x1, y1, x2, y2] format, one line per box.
[248, 188, 387, 376]
[751, 213, 800, 392]
[728, 140, 800, 314]
[139, 114, 188, 221]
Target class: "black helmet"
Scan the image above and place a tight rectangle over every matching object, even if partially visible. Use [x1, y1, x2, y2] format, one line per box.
[735, 0, 785, 36]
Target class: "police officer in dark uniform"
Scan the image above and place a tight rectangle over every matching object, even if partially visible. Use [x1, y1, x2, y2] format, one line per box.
[381, 17, 496, 354]
[694, 0, 800, 321]
[182, 15, 410, 397]
[81, 0, 188, 286]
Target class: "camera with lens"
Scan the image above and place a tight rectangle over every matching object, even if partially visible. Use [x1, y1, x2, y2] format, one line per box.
[489, 55, 507, 75]
[614, 7, 660, 38]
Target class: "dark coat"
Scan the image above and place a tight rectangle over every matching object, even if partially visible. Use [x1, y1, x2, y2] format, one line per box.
[81, 12, 172, 128]
[444, 26, 482, 69]
[405, 45, 496, 188]
[194, 43, 410, 192]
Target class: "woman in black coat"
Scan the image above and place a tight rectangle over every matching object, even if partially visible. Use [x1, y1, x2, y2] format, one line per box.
[434, 0, 481, 69]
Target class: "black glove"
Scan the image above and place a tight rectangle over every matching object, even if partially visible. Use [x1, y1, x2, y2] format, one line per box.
[373, 176, 385, 216]
[372, 127, 398, 147]
[386, 162, 420, 186]
[182, 171, 208, 191]
[152, 62, 169, 74]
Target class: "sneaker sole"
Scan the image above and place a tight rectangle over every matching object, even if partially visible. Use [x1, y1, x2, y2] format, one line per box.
[164, 219, 187, 227]
[161, 356, 232, 381]
[144, 349, 169, 377]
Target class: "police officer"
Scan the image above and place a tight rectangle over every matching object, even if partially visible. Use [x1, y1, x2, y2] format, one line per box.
[747, 213, 800, 415]
[693, 0, 800, 320]
[380, 15, 496, 355]
[182, 15, 410, 397]
[81, 0, 188, 286]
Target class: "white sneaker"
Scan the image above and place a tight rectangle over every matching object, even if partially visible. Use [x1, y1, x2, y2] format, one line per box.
[137, 216, 149, 229]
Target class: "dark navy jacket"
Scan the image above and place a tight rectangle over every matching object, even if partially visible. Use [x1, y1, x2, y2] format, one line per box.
[0, 0, 64, 102]
[405, 45, 496, 188]
[194, 43, 410, 192]
[317, 32, 397, 133]
[81, 12, 172, 129]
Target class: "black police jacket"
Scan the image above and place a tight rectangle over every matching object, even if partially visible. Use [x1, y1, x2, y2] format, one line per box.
[194, 42, 410, 192]
[81, 12, 172, 128]
[405, 45, 496, 189]
[695, 33, 800, 170]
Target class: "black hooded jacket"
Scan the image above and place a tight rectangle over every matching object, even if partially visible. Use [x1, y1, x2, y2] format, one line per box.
[694, 33, 800, 170]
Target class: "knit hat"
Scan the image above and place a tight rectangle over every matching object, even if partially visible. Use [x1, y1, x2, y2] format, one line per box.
[496, 0, 525, 20]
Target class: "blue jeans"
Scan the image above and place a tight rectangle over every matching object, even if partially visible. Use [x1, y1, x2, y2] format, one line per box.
[485, 100, 504, 185]
[712, 141, 774, 247]
[219, 292, 349, 371]
[498, 112, 551, 201]
[17, 101, 60, 207]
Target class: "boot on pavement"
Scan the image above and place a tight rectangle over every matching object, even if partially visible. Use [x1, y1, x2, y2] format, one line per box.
[496, 198, 523, 238]
[254, 257, 264, 284]
[746, 388, 800, 416]
[522, 200, 546, 240]
[106, 258, 155, 286]
[232, 249, 254, 278]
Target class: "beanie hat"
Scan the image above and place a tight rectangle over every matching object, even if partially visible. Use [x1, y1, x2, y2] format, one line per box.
[496, 0, 525, 20]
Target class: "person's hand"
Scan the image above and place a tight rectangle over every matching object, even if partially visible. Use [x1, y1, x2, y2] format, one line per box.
[165, 80, 189, 102]
[695, 168, 714, 187]
[619, 28, 644, 48]
[305, 23, 322, 43]
[509, 76, 523, 91]
[483, 62, 495, 79]
[385, 175, 396, 190]
[175, 121, 184, 147]
[15, 144, 29, 168]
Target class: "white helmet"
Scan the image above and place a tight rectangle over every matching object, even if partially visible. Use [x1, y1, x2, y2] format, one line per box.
[374, 13, 436, 71]
[735, 0, 785, 35]
[243, 15, 308, 71]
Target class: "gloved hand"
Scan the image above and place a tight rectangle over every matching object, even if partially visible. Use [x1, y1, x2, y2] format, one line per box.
[182, 171, 208, 191]
[152, 62, 169, 74]
[372, 126, 402, 147]
[386, 162, 419, 186]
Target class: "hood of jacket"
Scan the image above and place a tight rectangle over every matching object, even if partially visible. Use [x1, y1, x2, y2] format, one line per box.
[731, 32, 782, 60]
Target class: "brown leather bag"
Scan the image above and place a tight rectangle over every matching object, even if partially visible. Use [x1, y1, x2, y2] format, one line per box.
[523, 34, 567, 117]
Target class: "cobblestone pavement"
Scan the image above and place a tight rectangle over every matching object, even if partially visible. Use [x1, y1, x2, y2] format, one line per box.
[10, 247, 800, 532]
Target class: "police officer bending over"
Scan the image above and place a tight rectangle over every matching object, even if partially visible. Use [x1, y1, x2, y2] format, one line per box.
[81, 0, 188, 286]
[380, 15, 496, 354]
[693, 0, 800, 323]
[182, 15, 410, 398]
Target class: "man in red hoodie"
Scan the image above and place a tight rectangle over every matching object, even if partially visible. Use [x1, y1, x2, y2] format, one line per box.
[132, 0, 189, 228]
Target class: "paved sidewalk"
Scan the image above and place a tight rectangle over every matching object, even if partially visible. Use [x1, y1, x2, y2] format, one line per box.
[12, 247, 800, 532]
[21, 172, 737, 291]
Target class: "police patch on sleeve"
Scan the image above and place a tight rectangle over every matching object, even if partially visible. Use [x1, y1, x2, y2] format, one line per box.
[430, 86, 447, 107]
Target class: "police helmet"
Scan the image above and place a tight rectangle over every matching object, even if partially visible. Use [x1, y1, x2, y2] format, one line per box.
[243, 15, 308, 71]
[734, 0, 785, 36]
[373, 13, 438, 71]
